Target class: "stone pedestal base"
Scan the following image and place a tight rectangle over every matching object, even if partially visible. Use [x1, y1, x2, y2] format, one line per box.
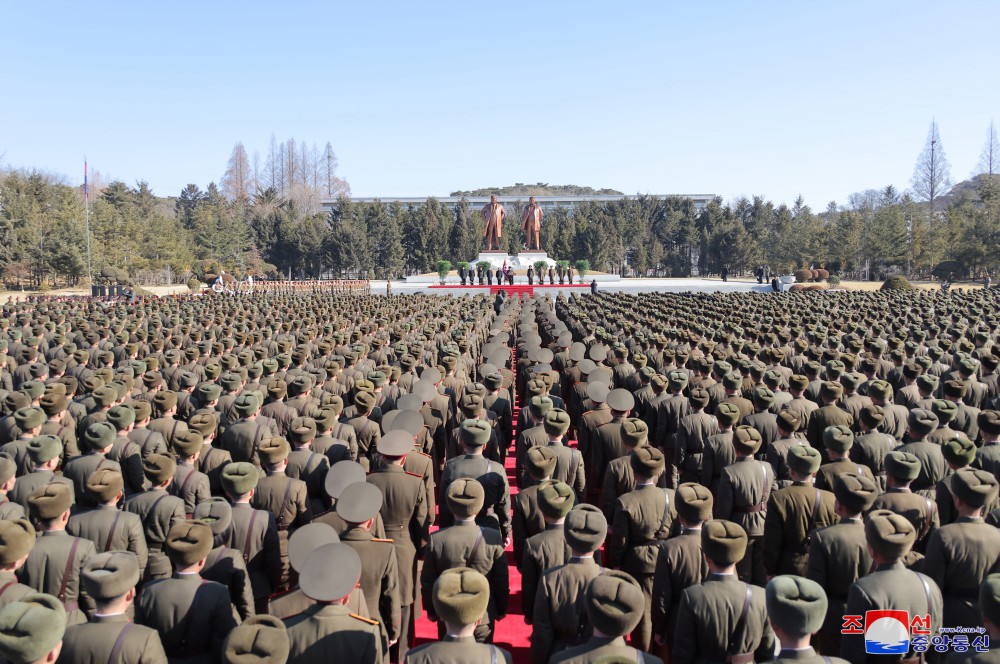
[471, 251, 556, 269]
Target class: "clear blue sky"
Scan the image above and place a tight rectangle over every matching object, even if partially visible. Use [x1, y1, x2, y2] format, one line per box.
[2, 1, 998, 209]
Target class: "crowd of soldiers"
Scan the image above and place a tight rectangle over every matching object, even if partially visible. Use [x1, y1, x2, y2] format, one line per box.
[0, 286, 997, 663]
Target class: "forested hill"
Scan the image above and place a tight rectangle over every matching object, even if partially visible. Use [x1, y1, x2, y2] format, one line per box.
[450, 183, 624, 197]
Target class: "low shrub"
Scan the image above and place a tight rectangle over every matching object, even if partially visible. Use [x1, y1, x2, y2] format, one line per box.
[880, 275, 914, 291]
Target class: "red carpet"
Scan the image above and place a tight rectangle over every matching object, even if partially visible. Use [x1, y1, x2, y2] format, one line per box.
[413, 349, 534, 663]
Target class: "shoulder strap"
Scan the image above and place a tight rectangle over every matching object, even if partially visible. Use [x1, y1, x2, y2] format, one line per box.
[658, 488, 672, 536]
[142, 493, 170, 532]
[107, 622, 134, 664]
[915, 572, 932, 664]
[177, 467, 197, 496]
[921, 497, 937, 540]
[0, 580, 17, 600]
[104, 511, 124, 551]
[242, 510, 260, 564]
[56, 537, 81, 603]
[728, 583, 754, 656]
[467, 527, 485, 567]
[303, 452, 322, 477]
[276, 477, 295, 528]
[759, 460, 771, 506]
[809, 488, 822, 533]
[637, 651, 645, 664]
[489, 645, 498, 664]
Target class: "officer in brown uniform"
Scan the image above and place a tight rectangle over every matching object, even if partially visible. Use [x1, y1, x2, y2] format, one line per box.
[283, 542, 383, 664]
[123, 454, 186, 580]
[672, 520, 776, 664]
[551, 570, 665, 664]
[530, 504, 608, 663]
[192, 498, 255, 622]
[0, 520, 36, 610]
[840, 510, 943, 663]
[766, 575, 850, 663]
[67, 468, 147, 569]
[763, 445, 837, 578]
[651, 483, 712, 663]
[367, 429, 430, 660]
[337, 481, 402, 650]
[221, 462, 282, 608]
[21, 482, 95, 625]
[135, 521, 239, 663]
[923, 468, 1000, 629]
[405, 568, 513, 664]
[714, 425, 775, 585]
[522, 481, 576, 626]
[61, 551, 168, 664]
[806, 473, 878, 656]
[421, 478, 508, 642]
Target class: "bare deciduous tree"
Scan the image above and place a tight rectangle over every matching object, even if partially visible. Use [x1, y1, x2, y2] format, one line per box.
[975, 121, 1000, 177]
[911, 119, 952, 217]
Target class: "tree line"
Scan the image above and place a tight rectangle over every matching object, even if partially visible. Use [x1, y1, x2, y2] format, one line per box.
[0, 122, 998, 286]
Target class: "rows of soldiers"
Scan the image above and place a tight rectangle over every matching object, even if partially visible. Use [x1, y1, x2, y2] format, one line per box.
[0, 287, 996, 663]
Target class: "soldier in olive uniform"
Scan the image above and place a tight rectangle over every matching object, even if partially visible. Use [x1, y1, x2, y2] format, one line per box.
[192, 498, 255, 622]
[806, 473, 878, 656]
[285, 416, 331, 515]
[900, 408, 950, 494]
[531, 504, 608, 662]
[815, 425, 876, 491]
[672, 520, 776, 664]
[763, 445, 837, 578]
[169, 429, 211, 516]
[601, 418, 667, 523]
[367, 429, 430, 660]
[766, 575, 850, 663]
[67, 468, 147, 569]
[806, 382, 854, 454]
[514, 446, 556, 568]
[552, 570, 665, 664]
[422, 479, 508, 642]
[675, 387, 719, 486]
[20, 482, 95, 625]
[9, 436, 73, 513]
[135, 521, 239, 663]
[701, 403, 740, 488]
[609, 446, 676, 652]
[587, 389, 635, 494]
[123, 454, 186, 581]
[841, 510, 944, 663]
[439, 420, 511, 543]
[220, 462, 282, 608]
[768, 410, 807, 489]
[283, 542, 383, 664]
[0, 520, 37, 610]
[870, 451, 940, 554]
[61, 552, 168, 664]
[923, 468, 1000, 629]
[405, 568, 513, 664]
[252, 436, 311, 591]
[337, 482, 402, 649]
[714, 425, 776, 585]
[851, 405, 896, 492]
[0, 457, 25, 521]
[522, 481, 576, 626]
[218, 394, 277, 467]
[651, 482, 712, 663]
[63, 422, 122, 507]
[346, 389, 381, 469]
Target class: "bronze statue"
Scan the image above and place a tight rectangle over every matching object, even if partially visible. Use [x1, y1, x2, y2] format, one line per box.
[521, 196, 543, 251]
[481, 195, 505, 251]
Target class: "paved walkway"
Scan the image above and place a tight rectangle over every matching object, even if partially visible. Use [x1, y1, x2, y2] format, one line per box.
[377, 278, 774, 295]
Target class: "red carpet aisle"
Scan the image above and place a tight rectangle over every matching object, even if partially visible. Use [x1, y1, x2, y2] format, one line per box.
[413, 347, 534, 663]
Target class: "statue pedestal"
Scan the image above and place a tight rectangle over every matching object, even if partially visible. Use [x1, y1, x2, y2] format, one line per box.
[471, 251, 556, 270]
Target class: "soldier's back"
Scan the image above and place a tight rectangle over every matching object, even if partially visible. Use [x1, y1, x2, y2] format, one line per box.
[135, 574, 238, 662]
[672, 574, 774, 664]
[406, 638, 512, 664]
[552, 636, 663, 664]
[284, 604, 383, 664]
[60, 614, 168, 664]
[531, 557, 605, 662]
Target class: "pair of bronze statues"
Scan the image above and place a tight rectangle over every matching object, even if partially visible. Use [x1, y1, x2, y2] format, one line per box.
[481, 195, 543, 251]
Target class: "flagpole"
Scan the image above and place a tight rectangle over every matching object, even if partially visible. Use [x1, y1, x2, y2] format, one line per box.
[85, 158, 92, 285]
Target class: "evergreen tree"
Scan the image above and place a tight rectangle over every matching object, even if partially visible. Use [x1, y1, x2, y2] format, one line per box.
[176, 184, 205, 230]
